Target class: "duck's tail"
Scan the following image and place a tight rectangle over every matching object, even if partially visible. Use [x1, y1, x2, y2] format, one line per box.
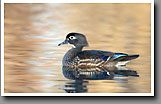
[113, 55, 139, 62]
[114, 55, 139, 67]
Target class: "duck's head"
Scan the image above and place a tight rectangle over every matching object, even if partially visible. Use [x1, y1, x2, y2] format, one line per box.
[58, 32, 89, 48]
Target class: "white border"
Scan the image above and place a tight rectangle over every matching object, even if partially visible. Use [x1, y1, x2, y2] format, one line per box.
[4, 0, 152, 3]
[1, 0, 154, 96]
[1, 0, 5, 96]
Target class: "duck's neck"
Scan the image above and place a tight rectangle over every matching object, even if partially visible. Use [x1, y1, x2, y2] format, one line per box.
[63, 46, 83, 65]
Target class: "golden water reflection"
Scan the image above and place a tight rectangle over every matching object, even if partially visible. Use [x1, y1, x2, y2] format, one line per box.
[4, 3, 151, 93]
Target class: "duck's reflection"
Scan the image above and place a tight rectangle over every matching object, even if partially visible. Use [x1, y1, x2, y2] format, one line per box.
[62, 66, 139, 93]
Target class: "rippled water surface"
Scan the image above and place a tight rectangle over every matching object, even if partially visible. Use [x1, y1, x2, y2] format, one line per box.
[4, 3, 151, 93]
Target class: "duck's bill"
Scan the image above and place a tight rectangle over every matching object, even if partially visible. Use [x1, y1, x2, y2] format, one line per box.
[58, 40, 68, 46]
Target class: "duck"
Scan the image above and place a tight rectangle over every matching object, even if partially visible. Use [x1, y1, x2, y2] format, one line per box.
[58, 32, 139, 68]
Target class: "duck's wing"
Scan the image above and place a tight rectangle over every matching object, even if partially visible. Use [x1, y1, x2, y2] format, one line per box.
[72, 50, 114, 67]
[75, 50, 139, 62]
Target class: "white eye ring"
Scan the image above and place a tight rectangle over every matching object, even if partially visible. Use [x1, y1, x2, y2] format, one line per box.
[69, 36, 76, 40]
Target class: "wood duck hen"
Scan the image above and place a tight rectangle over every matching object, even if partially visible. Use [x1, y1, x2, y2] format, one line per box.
[58, 32, 139, 68]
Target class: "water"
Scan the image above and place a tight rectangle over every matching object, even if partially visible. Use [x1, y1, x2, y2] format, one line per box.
[4, 3, 151, 93]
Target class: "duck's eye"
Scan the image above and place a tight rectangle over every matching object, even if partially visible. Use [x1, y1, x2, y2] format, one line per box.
[69, 36, 76, 40]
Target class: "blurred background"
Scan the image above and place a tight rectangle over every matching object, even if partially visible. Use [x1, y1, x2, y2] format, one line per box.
[4, 3, 151, 93]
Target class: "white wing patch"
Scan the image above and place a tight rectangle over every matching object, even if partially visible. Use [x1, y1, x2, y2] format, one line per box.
[115, 61, 129, 67]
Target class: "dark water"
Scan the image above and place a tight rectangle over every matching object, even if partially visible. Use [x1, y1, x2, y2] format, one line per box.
[4, 3, 151, 93]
